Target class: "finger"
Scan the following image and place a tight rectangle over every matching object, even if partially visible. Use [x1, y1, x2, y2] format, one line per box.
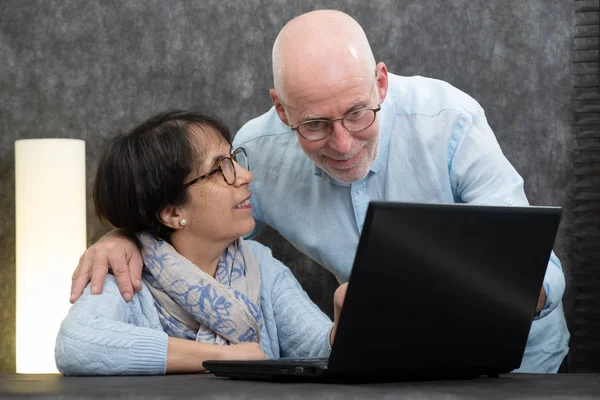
[89, 256, 110, 296]
[129, 249, 144, 292]
[536, 288, 547, 313]
[334, 283, 348, 308]
[70, 254, 92, 303]
[108, 252, 134, 302]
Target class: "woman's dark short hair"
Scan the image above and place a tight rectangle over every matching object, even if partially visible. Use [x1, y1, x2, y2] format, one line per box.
[93, 110, 232, 241]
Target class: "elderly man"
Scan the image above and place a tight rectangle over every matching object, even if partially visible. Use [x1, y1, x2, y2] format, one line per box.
[70, 10, 569, 373]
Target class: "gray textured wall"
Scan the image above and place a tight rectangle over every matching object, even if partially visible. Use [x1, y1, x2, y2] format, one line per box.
[0, 0, 575, 372]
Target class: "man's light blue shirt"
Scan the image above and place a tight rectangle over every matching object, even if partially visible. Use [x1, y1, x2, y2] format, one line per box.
[233, 73, 569, 373]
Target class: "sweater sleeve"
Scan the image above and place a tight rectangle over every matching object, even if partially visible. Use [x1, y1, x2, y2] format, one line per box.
[55, 275, 169, 375]
[247, 240, 334, 358]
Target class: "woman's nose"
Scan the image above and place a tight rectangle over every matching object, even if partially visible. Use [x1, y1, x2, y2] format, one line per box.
[233, 161, 253, 186]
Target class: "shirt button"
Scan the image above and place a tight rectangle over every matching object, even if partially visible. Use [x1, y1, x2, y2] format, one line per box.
[505, 198, 515, 205]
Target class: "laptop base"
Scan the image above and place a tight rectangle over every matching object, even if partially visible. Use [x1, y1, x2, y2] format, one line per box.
[204, 359, 505, 383]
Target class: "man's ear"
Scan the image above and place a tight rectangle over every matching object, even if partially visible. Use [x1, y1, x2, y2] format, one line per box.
[159, 206, 184, 230]
[270, 88, 290, 126]
[375, 62, 389, 104]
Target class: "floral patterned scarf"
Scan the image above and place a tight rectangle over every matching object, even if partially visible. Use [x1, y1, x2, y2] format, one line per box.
[138, 232, 262, 345]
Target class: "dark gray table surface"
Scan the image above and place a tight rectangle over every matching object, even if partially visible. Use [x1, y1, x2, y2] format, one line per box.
[1, 373, 599, 399]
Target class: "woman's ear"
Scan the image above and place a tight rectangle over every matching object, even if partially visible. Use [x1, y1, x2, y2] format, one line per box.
[159, 206, 185, 229]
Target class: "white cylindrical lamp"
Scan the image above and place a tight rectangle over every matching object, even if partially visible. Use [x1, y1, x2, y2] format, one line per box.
[15, 139, 86, 373]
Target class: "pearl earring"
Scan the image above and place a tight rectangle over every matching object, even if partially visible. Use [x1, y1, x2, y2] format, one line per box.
[179, 219, 187, 226]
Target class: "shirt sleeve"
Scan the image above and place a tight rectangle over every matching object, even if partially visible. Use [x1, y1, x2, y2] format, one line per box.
[538, 251, 565, 319]
[250, 241, 333, 358]
[449, 109, 565, 316]
[55, 275, 169, 375]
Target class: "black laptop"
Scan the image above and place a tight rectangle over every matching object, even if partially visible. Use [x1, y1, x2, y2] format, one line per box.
[203, 202, 562, 382]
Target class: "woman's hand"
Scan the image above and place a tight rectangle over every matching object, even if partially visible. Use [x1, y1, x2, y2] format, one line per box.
[218, 342, 267, 361]
[167, 338, 266, 373]
[330, 283, 348, 345]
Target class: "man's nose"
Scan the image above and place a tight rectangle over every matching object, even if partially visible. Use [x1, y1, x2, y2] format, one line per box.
[327, 120, 353, 154]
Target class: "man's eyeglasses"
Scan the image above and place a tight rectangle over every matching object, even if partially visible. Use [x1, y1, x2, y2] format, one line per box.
[183, 147, 248, 188]
[288, 70, 381, 141]
[289, 105, 381, 142]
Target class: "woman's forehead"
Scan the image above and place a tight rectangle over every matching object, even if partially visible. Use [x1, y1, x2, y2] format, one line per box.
[187, 128, 229, 171]
[188, 124, 229, 151]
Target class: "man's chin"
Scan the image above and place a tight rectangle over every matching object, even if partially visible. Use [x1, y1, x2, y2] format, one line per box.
[321, 164, 370, 184]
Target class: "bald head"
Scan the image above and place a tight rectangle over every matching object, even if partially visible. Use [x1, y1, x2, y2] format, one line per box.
[272, 10, 376, 103]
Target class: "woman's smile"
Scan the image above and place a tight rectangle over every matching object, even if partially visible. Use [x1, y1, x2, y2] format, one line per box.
[234, 196, 252, 210]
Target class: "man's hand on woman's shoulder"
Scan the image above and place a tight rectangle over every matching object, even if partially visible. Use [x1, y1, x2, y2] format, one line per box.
[70, 229, 144, 303]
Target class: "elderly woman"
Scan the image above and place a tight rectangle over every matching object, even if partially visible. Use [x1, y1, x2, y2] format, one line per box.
[55, 110, 346, 375]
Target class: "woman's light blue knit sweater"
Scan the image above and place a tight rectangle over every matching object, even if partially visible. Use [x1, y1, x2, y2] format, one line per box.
[55, 240, 333, 375]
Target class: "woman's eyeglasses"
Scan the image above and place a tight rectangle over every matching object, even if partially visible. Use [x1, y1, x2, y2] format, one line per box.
[183, 147, 248, 187]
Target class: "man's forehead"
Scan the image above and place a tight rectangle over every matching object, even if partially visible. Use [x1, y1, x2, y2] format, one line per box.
[285, 76, 375, 119]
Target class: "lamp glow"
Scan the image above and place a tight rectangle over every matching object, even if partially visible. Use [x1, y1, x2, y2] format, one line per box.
[15, 139, 86, 373]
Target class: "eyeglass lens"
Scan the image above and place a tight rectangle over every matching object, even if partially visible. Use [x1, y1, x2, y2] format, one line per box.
[222, 148, 248, 184]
